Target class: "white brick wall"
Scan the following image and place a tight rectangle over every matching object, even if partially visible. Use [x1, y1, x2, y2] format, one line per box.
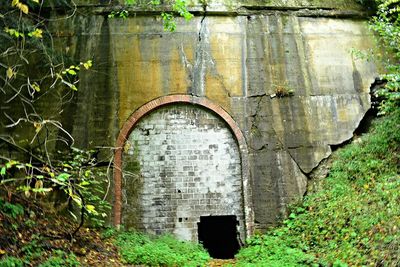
[122, 104, 244, 241]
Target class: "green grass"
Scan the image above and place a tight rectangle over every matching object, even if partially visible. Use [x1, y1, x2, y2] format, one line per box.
[115, 231, 210, 266]
[0, 251, 79, 267]
[235, 235, 315, 267]
[236, 110, 400, 266]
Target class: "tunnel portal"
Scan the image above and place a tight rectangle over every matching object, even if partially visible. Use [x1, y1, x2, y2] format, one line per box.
[122, 103, 246, 244]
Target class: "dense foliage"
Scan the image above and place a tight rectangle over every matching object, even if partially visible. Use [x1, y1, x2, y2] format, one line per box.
[0, 0, 107, 238]
[364, 0, 400, 114]
[235, 235, 315, 267]
[114, 231, 210, 266]
[0, 198, 84, 266]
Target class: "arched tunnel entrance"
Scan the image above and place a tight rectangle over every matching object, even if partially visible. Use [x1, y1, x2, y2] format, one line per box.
[113, 95, 254, 256]
[122, 103, 244, 241]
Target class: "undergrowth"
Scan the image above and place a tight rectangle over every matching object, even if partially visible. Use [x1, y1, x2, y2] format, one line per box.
[236, 109, 400, 266]
[235, 235, 315, 267]
[114, 231, 210, 267]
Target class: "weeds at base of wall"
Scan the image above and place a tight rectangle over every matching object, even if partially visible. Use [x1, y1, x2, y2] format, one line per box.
[111, 230, 210, 267]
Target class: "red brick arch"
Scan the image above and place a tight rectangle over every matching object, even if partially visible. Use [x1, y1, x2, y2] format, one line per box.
[113, 95, 254, 237]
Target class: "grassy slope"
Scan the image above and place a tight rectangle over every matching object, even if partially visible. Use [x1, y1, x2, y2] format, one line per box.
[236, 110, 400, 266]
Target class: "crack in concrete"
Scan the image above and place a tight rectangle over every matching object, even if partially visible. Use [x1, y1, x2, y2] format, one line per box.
[189, 3, 233, 98]
[247, 95, 314, 176]
[179, 44, 193, 83]
[248, 95, 269, 151]
[191, 4, 208, 97]
[198, 2, 207, 42]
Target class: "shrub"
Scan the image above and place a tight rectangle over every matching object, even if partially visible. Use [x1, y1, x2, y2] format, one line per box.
[38, 250, 79, 267]
[0, 257, 24, 267]
[235, 235, 315, 267]
[115, 231, 210, 267]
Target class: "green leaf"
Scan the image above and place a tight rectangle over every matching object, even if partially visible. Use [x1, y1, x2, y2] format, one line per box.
[5, 160, 18, 169]
[1, 178, 19, 184]
[85, 204, 98, 215]
[67, 69, 77, 75]
[79, 181, 90, 186]
[62, 163, 72, 169]
[32, 188, 52, 193]
[57, 173, 71, 181]
[0, 167, 5, 176]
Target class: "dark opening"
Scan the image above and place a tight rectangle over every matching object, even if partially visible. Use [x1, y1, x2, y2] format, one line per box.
[197, 215, 240, 259]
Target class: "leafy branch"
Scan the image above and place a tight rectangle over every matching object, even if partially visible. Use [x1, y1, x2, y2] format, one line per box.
[364, 0, 400, 114]
[109, 0, 193, 32]
[0, 0, 107, 240]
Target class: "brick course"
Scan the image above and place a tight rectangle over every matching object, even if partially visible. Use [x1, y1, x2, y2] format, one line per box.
[122, 104, 244, 241]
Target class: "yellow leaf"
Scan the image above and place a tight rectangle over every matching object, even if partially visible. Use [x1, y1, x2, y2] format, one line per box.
[0, 249, 5, 254]
[32, 83, 41, 92]
[86, 204, 95, 210]
[32, 0, 39, 3]
[6, 67, 14, 79]
[11, 0, 19, 7]
[33, 122, 42, 133]
[29, 28, 43, 39]
[124, 141, 131, 153]
[18, 3, 29, 14]
[82, 60, 93, 70]
[86, 204, 98, 215]
[35, 180, 43, 189]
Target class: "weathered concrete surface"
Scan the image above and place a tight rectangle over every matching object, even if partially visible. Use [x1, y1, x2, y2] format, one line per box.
[46, 2, 378, 232]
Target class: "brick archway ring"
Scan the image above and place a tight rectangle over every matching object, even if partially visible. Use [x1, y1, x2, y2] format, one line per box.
[113, 95, 254, 237]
